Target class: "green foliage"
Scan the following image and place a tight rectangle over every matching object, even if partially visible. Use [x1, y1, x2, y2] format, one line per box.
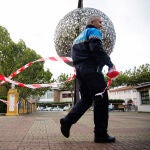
[0, 86, 7, 96]
[110, 64, 150, 87]
[111, 71, 129, 87]
[128, 64, 150, 85]
[0, 26, 12, 47]
[127, 99, 133, 104]
[37, 101, 72, 108]
[57, 73, 75, 104]
[0, 95, 7, 100]
[57, 73, 75, 91]
[0, 25, 149, 100]
[0, 25, 54, 99]
[109, 99, 125, 104]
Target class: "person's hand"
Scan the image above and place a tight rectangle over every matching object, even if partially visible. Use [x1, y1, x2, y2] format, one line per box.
[108, 65, 116, 72]
[107, 65, 119, 80]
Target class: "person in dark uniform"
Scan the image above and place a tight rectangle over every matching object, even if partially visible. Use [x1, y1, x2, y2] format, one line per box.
[60, 15, 116, 143]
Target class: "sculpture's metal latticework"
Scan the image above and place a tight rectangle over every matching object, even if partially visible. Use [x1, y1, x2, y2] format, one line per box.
[54, 7, 116, 59]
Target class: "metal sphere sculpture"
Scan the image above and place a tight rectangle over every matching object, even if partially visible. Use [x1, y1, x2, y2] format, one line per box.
[54, 7, 116, 60]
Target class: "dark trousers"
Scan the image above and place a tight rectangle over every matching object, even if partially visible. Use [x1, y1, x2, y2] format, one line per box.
[64, 66, 109, 137]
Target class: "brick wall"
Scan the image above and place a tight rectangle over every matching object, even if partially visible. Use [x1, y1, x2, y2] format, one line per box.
[54, 90, 60, 102]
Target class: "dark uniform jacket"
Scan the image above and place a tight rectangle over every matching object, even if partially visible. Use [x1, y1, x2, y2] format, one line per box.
[71, 25, 113, 72]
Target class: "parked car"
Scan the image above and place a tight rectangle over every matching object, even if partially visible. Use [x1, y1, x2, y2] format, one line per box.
[108, 103, 114, 111]
[43, 107, 52, 111]
[63, 106, 70, 111]
[37, 106, 44, 111]
[52, 107, 63, 111]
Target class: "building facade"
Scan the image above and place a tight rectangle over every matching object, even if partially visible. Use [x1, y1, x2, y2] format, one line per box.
[135, 82, 150, 112]
[38, 90, 72, 104]
[53, 89, 72, 103]
[108, 82, 150, 112]
[38, 90, 54, 103]
[108, 86, 138, 105]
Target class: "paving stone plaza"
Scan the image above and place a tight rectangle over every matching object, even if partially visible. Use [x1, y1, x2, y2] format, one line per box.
[0, 111, 149, 150]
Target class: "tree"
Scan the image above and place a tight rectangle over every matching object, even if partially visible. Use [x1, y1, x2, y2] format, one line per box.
[128, 64, 150, 85]
[110, 70, 131, 87]
[57, 73, 75, 103]
[0, 25, 54, 99]
[110, 64, 150, 87]
[0, 26, 14, 75]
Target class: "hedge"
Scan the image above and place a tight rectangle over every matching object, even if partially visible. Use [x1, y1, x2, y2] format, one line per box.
[109, 99, 125, 104]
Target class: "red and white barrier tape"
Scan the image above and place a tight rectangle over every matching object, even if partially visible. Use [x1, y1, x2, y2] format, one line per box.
[95, 70, 119, 96]
[0, 74, 59, 89]
[0, 55, 119, 98]
[65, 68, 76, 83]
[95, 79, 112, 96]
[0, 56, 72, 86]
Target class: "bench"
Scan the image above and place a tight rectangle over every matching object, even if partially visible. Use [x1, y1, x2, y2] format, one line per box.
[117, 104, 125, 111]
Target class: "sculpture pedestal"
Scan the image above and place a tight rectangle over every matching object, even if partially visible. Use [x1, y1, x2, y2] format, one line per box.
[6, 89, 19, 116]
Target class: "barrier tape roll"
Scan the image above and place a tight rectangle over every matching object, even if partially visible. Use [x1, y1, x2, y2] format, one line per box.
[95, 70, 119, 96]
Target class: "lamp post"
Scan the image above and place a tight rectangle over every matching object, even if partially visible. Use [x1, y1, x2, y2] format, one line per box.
[74, 0, 84, 105]
[78, 0, 83, 8]
[54, 0, 116, 105]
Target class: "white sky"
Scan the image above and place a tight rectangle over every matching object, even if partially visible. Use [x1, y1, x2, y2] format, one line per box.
[0, 0, 149, 79]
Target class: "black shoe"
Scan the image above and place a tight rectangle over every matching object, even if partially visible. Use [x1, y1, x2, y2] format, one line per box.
[60, 118, 71, 138]
[94, 134, 116, 143]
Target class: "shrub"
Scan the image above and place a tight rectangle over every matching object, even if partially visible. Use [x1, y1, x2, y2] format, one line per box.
[109, 99, 125, 104]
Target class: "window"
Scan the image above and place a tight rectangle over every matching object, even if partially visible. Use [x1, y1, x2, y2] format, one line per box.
[141, 91, 150, 104]
[62, 93, 72, 98]
[47, 92, 54, 99]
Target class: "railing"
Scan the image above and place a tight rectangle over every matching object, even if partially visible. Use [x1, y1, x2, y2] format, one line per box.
[109, 103, 137, 112]
[18, 99, 37, 115]
[124, 104, 137, 112]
